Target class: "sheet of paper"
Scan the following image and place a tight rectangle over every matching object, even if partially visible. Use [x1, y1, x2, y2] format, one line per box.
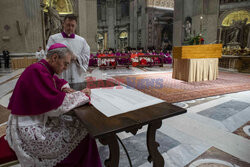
[90, 86, 164, 117]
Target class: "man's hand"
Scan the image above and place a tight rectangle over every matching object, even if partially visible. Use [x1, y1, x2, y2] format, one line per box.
[62, 88, 76, 93]
[81, 88, 91, 96]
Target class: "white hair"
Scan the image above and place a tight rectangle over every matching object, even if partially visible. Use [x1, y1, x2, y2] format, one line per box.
[47, 47, 74, 59]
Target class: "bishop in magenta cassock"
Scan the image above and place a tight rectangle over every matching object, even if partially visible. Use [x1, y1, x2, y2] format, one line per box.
[5, 43, 102, 167]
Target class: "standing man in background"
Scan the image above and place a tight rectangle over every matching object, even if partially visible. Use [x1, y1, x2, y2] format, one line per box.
[35, 46, 45, 61]
[46, 14, 90, 83]
[2, 50, 10, 68]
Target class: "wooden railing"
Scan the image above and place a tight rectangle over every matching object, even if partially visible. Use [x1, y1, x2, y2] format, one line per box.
[11, 57, 37, 69]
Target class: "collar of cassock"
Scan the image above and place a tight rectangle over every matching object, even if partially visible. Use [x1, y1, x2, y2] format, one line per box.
[39, 59, 55, 75]
[61, 31, 75, 38]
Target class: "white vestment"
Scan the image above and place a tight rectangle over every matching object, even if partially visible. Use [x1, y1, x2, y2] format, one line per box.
[46, 33, 90, 83]
[5, 84, 90, 167]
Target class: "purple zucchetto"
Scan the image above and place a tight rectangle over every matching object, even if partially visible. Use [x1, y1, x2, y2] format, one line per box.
[48, 43, 67, 51]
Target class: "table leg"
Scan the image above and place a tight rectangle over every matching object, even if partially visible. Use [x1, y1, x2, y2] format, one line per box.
[147, 121, 164, 167]
[99, 134, 120, 167]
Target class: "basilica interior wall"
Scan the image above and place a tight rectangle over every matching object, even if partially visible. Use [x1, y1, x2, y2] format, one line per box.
[97, 0, 173, 50]
[173, 0, 219, 46]
[202, 0, 219, 44]
[173, 0, 184, 46]
[140, 0, 147, 49]
[218, 2, 250, 48]
[85, 0, 98, 52]
[107, 1, 116, 49]
[0, 0, 43, 53]
[130, 0, 148, 49]
[130, 0, 138, 48]
[78, 0, 98, 52]
[173, 20, 182, 46]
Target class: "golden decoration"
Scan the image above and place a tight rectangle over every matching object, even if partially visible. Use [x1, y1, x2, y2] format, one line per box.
[147, 0, 174, 9]
[97, 33, 104, 40]
[119, 31, 128, 39]
[43, 0, 73, 14]
[222, 10, 250, 27]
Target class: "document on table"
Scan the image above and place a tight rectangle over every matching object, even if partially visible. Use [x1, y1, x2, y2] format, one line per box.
[90, 86, 164, 117]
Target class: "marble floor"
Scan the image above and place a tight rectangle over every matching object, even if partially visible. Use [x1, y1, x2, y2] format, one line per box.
[0, 65, 249, 167]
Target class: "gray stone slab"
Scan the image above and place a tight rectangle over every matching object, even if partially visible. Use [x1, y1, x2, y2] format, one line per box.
[98, 130, 180, 167]
[0, 69, 23, 84]
[0, 78, 18, 98]
[198, 100, 250, 121]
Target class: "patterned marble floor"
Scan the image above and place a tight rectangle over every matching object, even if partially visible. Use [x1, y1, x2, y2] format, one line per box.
[0, 67, 249, 167]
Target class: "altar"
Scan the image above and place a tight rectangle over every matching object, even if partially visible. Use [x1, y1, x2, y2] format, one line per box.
[172, 44, 222, 82]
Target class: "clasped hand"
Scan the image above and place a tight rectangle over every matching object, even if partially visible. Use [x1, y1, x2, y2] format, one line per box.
[62, 87, 91, 96]
[62, 88, 75, 93]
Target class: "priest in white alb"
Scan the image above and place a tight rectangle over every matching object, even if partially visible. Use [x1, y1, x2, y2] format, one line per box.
[46, 14, 90, 83]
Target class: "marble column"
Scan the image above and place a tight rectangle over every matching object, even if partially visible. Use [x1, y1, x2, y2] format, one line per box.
[173, 0, 184, 46]
[78, 0, 98, 52]
[219, 27, 222, 43]
[130, 0, 135, 48]
[106, 0, 116, 48]
[247, 30, 250, 48]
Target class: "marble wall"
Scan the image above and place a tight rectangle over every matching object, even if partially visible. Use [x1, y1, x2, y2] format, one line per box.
[218, 1, 250, 48]
[97, 0, 130, 50]
[0, 0, 43, 53]
[173, 0, 219, 46]
[130, 0, 173, 49]
[0, 0, 97, 53]
[129, 0, 148, 49]
[78, 0, 98, 52]
[97, 0, 173, 50]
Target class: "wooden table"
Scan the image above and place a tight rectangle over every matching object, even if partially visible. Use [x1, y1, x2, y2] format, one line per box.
[71, 81, 186, 167]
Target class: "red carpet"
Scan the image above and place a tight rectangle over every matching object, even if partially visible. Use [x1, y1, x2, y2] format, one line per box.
[114, 72, 250, 103]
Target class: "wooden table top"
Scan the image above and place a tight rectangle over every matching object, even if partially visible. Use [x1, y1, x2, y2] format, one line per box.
[71, 81, 186, 138]
[74, 102, 186, 138]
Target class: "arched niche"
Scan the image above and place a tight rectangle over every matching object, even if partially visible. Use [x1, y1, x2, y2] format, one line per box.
[43, 0, 73, 14]
[219, 10, 250, 48]
[119, 31, 128, 39]
[97, 33, 104, 50]
[119, 31, 128, 49]
[97, 33, 104, 40]
[221, 10, 250, 27]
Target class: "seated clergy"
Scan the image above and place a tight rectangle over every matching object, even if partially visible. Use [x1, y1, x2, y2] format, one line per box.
[130, 48, 139, 67]
[107, 49, 116, 67]
[138, 48, 147, 65]
[5, 43, 102, 167]
[97, 50, 107, 66]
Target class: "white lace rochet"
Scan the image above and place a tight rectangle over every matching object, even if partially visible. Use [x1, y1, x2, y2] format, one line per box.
[6, 90, 90, 167]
